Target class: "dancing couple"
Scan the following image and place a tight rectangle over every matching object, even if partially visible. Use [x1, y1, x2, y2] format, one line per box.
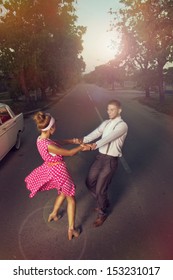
[25, 100, 128, 240]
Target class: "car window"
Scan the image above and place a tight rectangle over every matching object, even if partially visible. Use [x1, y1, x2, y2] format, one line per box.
[0, 107, 12, 124]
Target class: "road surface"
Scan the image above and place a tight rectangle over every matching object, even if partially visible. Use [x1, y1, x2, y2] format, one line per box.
[0, 84, 173, 260]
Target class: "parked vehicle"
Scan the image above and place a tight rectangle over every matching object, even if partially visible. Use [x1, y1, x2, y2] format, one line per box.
[0, 103, 24, 160]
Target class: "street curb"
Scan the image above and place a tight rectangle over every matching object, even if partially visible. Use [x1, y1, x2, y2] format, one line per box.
[23, 100, 57, 117]
[0, 97, 62, 118]
[0, 90, 70, 118]
[23, 91, 70, 117]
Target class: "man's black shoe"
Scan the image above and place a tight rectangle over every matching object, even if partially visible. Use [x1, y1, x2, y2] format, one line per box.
[93, 215, 108, 227]
[94, 201, 110, 212]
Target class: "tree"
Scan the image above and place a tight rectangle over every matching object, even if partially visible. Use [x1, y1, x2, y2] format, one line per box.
[0, 0, 86, 99]
[164, 67, 173, 87]
[110, 0, 173, 101]
[83, 59, 126, 89]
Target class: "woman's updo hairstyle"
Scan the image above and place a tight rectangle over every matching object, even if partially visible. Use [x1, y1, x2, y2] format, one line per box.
[33, 111, 51, 131]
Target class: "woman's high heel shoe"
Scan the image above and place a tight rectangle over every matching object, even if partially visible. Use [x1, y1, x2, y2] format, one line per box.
[48, 213, 61, 222]
[68, 229, 80, 240]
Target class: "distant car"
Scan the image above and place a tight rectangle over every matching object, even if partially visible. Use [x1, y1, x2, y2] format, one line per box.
[0, 103, 24, 161]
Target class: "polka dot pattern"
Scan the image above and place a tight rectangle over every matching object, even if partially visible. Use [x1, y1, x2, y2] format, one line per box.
[25, 138, 76, 198]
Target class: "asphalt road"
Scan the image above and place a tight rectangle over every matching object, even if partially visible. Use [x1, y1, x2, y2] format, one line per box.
[1, 84, 173, 260]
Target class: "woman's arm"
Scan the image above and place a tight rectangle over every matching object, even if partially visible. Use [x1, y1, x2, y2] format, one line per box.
[54, 138, 74, 146]
[54, 138, 82, 146]
[48, 144, 83, 157]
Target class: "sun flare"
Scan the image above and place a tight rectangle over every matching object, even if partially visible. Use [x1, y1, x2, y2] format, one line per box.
[82, 29, 121, 72]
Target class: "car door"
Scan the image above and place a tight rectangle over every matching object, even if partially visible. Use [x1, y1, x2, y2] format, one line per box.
[0, 106, 17, 160]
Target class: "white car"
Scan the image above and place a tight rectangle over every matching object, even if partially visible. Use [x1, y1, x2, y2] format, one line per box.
[0, 103, 24, 160]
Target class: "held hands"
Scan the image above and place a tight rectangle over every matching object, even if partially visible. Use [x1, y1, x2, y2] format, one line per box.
[80, 143, 96, 151]
[73, 138, 83, 144]
[73, 138, 96, 151]
[80, 144, 91, 151]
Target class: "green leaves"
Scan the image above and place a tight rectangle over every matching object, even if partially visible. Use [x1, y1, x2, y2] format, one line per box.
[0, 0, 86, 96]
[111, 0, 173, 99]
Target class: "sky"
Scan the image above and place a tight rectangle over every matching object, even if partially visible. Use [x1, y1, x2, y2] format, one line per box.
[0, 1, 121, 73]
[75, 0, 121, 73]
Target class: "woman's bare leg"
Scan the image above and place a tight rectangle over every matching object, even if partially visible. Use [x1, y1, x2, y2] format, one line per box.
[48, 193, 66, 222]
[66, 196, 76, 229]
[66, 196, 80, 240]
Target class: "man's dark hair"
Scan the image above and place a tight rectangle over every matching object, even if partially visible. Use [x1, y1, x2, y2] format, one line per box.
[108, 100, 122, 108]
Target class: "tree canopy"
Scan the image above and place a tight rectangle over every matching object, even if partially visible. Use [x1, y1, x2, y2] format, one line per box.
[110, 0, 173, 100]
[0, 0, 86, 98]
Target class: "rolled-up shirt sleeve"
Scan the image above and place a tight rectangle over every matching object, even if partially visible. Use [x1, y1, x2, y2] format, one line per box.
[95, 122, 128, 149]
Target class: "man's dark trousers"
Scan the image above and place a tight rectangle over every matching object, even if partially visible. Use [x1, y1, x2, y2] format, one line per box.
[86, 153, 118, 217]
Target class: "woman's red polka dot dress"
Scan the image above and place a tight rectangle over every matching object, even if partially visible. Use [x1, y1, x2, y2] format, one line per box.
[25, 138, 76, 198]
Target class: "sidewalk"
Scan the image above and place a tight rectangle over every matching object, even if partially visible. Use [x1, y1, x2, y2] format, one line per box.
[23, 92, 66, 117]
[137, 94, 173, 118]
[0, 92, 68, 117]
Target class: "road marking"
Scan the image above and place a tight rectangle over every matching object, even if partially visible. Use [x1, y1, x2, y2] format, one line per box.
[88, 93, 92, 102]
[120, 156, 132, 174]
[88, 94, 103, 122]
[88, 93, 132, 174]
[94, 106, 103, 122]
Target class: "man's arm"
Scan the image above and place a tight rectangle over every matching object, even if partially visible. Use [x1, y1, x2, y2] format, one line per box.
[92, 122, 128, 149]
[78, 120, 109, 144]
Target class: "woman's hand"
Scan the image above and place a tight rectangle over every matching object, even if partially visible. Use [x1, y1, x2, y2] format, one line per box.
[73, 138, 83, 144]
[80, 143, 96, 151]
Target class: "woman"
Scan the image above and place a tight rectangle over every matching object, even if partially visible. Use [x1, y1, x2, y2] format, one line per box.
[25, 111, 87, 240]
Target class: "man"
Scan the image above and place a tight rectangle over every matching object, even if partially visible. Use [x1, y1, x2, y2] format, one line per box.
[75, 100, 128, 227]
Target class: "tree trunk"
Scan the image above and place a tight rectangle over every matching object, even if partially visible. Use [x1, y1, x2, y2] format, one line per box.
[19, 68, 29, 100]
[158, 65, 165, 103]
[143, 68, 150, 98]
[145, 86, 150, 98]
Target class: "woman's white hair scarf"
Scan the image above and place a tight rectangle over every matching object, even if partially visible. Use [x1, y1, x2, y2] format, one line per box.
[41, 114, 55, 131]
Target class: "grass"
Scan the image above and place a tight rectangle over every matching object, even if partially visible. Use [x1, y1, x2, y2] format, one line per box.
[0, 91, 10, 99]
[137, 94, 173, 117]
[0, 93, 60, 115]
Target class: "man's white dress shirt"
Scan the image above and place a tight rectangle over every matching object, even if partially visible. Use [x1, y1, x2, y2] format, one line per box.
[83, 116, 128, 157]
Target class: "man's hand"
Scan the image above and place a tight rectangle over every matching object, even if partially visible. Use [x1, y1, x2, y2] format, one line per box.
[80, 144, 92, 151]
[90, 143, 97, 150]
[80, 143, 97, 151]
[73, 138, 83, 144]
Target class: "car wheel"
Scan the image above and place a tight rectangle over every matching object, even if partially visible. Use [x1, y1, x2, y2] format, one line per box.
[15, 131, 21, 150]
